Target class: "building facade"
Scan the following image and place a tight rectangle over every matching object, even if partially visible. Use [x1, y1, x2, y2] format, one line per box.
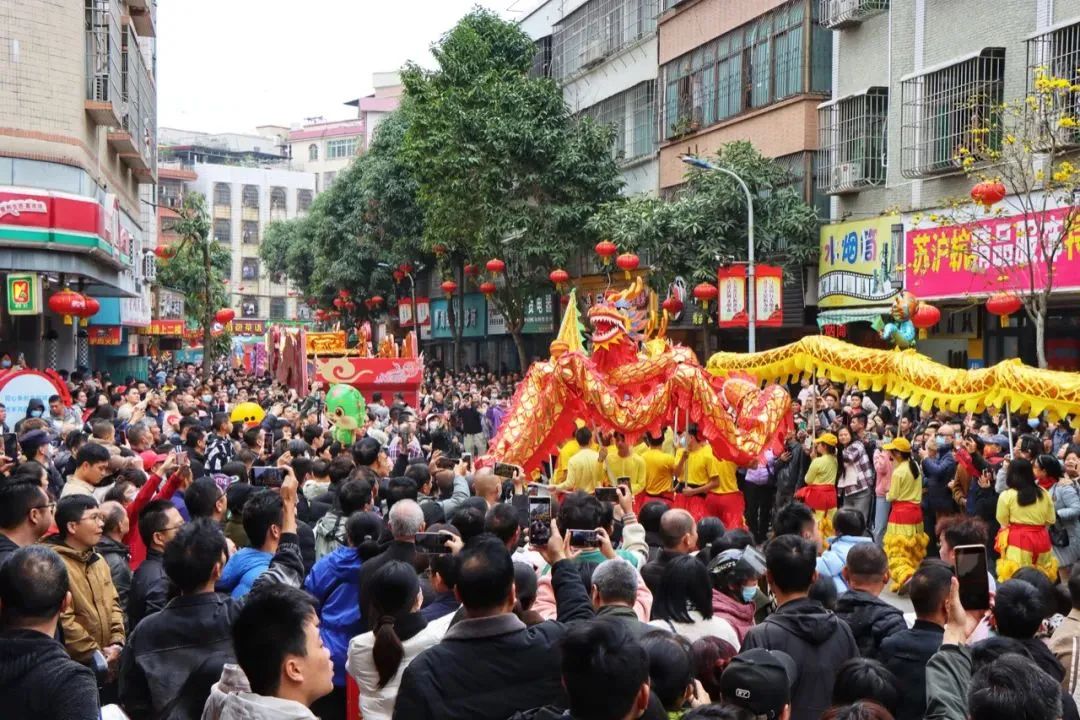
[284, 119, 366, 192]
[0, 0, 158, 372]
[346, 71, 404, 151]
[819, 0, 1080, 369]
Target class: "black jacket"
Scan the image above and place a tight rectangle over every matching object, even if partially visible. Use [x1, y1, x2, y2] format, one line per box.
[880, 619, 944, 720]
[393, 559, 594, 720]
[97, 536, 133, 620]
[356, 540, 419, 633]
[0, 533, 19, 571]
[118, 532, 304, 720]
[595, 604, 652, 640]
[128, 548, 169, 629]
[641, 549, 683, 597]
[0, 628, 100, 720]
[742, 597, 858, 720]
[834, 589, 907, 659]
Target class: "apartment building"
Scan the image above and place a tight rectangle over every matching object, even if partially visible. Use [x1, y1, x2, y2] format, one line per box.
[818, 0, 1080, 368]
[0, 0, 158, 373]
[346, 71, 404, 151]
[284, 119, 366, 192]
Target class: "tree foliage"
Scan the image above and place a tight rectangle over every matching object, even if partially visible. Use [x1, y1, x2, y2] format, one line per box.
[400, 9, 623, 370]
[588, 141, 819, 292]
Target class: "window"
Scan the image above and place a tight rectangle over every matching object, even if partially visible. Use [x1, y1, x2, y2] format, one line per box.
[900, 48, 1005, 179]
[552, 0, 657, 80]
[326, 138, 358, 159]
[213, 218, 230, 243]
[308, 144, 318, 161]
[213, 183, 231, 206]
[297, 189, 313, 212]
[579, 81, 657, 163]
[776, 152, 828, 223]
[241, 258, 260, 281]
[531, 36, 553, 78]
[323, 171, 337, 188]
[270, 187, 287, 212]
[269, 297, 287, 319]
[160, 216, 180, 234]
[1027, 20, 1080, 147]
[817, 87, 888, 193]
[819, 0, 889, 30]
[241, 296, 259, 318]
[242, 184, 259, 208]
[662, 2, 812, 141]
[242, 220, 259, 245]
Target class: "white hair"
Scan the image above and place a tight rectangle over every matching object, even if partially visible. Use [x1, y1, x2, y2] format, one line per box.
[388, 499, 424, 538]
[591, 558, 638, 605]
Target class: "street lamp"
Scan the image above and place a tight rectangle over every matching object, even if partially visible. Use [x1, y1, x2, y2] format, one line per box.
[680, 154, 757, 353]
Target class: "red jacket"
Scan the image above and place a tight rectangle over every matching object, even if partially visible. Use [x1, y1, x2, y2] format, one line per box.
[126, 471, 183, 570]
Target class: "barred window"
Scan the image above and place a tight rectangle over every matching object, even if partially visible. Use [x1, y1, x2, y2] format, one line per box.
[900, 48, 1005, 179]
[213, 183, 231, 206]
[580, 81, 657, 163]
[213, 218, 230, 243]
[531, 36, 553, 78]
[661, 1, 809, 141]
[552, 0, 656, 81]
[297, 189, 313, 212]
[1027, 20, 1080, 147]
[818, 0, 889, 30]
[308, 143, 319, 161]
[241, 296, 259, 318]
[269, 297, 287, 319]
[817, 87, 888, 193]
[270, 187, 287, 212]
[242, 220, 259, 245]
[241, 258, 260, 281]
[242, 184, 259, 208]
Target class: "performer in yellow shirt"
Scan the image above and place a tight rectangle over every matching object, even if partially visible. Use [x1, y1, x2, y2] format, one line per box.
[674, 424, 719, 522]
[996, 457, 1057, 581]
[552, 419, 588, 485]
[881, 437, 929, 591]
[555, 427, 609, 493]
[637, 432, 677, 512]
[705, 454, 745, 532]
[605, 432, 646, 496]
[796, 433, 839, 538]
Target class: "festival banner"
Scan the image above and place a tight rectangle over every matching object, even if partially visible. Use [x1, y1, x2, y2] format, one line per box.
[6, 273, 41, 315]
[87, 326, 122, 345]
[755, 265, 784, 327]
[397, 297, 431, 328]
[142, 319, 185, 336]
[717, 266, 747, 328]
[818, 218, 902, 308]
[904, 206, 1080, 300]
[313, 356, 424, 407]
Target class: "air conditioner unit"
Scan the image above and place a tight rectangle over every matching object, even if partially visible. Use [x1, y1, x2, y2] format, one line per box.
[832, 162, 864, 189]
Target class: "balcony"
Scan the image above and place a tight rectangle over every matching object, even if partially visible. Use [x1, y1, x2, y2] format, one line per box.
[108, 129, 138, 154]
[120, 26, 157, 180]
[819, 0, 889, 29]
[130, 0, 156, 37]
[85, 0, 123, 127]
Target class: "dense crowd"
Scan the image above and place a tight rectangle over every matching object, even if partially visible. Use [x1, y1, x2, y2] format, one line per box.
[1, 359, 1079, 720]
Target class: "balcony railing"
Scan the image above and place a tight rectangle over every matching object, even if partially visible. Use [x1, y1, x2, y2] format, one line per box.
[84, 0, 123, 126]
[120, 25, 157, 180]
[819, 0, 888, 29]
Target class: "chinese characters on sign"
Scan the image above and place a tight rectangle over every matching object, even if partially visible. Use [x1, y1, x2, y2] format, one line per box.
[143, 319, 185, 336]
[905, 206, 1080, 299]
[397, 297, 431, 328]
[87, 327, 122, 345]
[755, 265, 783, 328]
[156, 288, 185, 320]
[430, 295, 487, 339]
[818, 218, 901, 308]
[6, 273, 41, 315]
[229, 320, 267, 336]
[717, 266, 747, 328]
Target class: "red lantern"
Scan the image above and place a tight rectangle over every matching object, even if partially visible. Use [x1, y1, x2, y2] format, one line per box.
[345, 300, 356, 312]
[338, 289, 351, 299]
[364, 299, 375, 311]
[400, 263, 414, 275]
[314, 309, 328, 322]
[79, 296, 101, 327]
[333, 297, 345, 309]
[595, 240, 618, 265]
[986, 293, 1023, 327]
[549, 268, 570, 290]
[392, 270, 404, 284]
[693, 282, 718, 307]
[479, 281, 497, 296]
[154, 245, 174, 259]
[306, 297, 317, 307]
[911, 302, 941, 339]
[214, 308, 235, 325]
[485, 258, 506, 274]
[615, 252, 639, 279]
[559, 294, 570, 307]
[48, 289, 86, 325]
[441, 279, 458, 295]
[970, 180, 1007, 209]
[464, 264, 480, 277]
[370, 295, 384, 307]
[662, 296, 684, 315]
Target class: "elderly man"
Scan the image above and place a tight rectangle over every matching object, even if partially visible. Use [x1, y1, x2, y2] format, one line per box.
[591, 559, 652, 639]
[355, 499, 424, 633]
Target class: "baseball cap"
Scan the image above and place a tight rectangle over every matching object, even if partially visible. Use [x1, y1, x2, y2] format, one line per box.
[980, 434, 1010, 449]
[139, 450, 168, 469]
[816, 432, 838, 447]
[882, 437, 912, 453]
[721, 649, 798, 717]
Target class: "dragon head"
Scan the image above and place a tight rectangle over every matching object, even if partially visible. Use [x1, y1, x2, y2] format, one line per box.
[587, 278, 649, 368]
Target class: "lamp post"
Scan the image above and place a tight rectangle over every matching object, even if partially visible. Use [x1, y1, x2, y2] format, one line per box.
[680, 154, 757, 353]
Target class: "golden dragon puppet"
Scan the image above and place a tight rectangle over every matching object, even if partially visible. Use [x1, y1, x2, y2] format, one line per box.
[489, 278, 793, 474]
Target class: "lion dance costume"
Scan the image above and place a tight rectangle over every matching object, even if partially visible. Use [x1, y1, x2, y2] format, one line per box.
[995, 486, 1058, 581]
[796, 433, 839, 539]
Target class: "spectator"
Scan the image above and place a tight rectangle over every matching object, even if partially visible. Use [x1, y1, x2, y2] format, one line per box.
[591, 558, 653, 639]
[706, 546, 766, 643]
[649, 554, 740, 647]
[217, 490, 286, 599]
[393, 530, 594, 720]
[817, 507, 875, 594]
[422, 529, 462, 623]
[935, 515, 996, 593]
[742, 534, 858, 720]
[314, 477, 373, 560]
[642, 508, 697, 594]
[1051, 567, 1080, 694]
[97, 500, 132, 618]
[640, 630, 706, 716]
[993, 579, 1066, 682]
[185, 476, 229, 523]
[689, 636, 738, 703]
[0, 546, 100, 720]
[356, 499, 426, 634]
[921, 423, 959, 554]
[719, 648, 798, 720]
[1042, 454, 1080, 583]
[830, 658, 900, 717]
[204, 412, 235, 473]
[60, 442, 112, 498]
[42, 495, 125, 666]
[772, 501, 822, 551]
[128, 498, 185, 628]
[0, 475, 55, 569]
[834, 543, 906, 659]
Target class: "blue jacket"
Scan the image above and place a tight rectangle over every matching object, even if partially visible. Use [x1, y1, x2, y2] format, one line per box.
[216, 547, 272, 599]
[817, 535, 875, 593]
[303, 546, 363, 687]
[922, 449, 958, 512]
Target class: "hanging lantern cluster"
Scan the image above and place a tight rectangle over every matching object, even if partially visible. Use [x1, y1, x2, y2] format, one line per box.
[911, 302, 941, 339]
[48, 288, 89, 326]
[692, 282, 718, 309]
[970, 180, 1006, 209]
[986, 293, 1022, 327]
[594, 240, 617, 266]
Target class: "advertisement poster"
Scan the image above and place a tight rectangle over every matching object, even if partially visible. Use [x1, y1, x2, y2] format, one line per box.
[755, 265, 783, 327]
[717, 266, 747, 328]
[818, 217, 901, 308]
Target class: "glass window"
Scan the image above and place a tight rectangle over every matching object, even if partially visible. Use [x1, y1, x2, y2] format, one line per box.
[269, 297, 286, 319]
[270, 187, 287, 211]
[326, 138, 358, 159]
[242, 185, 259, 208]
[213, 218, 230, 243]
[213, 183, 231, 206]
[308, 143, 318, 161]
[241, 258, 260, 281]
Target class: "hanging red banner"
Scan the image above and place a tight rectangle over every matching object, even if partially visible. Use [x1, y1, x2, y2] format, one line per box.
[717, 266, 747, 328]
[755, 265, 784, 327]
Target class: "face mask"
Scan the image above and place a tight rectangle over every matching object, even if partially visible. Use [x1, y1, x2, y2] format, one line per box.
[741, 586, 758, 603]
[29, 409, 42, 418]
[0, 360, 10, 369]
[1028, 418, 1041, 429]
[202, 395, 213, 404]
[936, 437, 949, 450]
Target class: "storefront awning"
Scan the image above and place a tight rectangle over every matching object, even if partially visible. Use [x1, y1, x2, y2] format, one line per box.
[816, 306, 889, 327]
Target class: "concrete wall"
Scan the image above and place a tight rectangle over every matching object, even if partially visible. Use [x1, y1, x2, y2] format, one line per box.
[658, 0, 792, 65]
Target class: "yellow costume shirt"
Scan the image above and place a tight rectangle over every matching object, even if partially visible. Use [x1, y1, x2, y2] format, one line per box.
[607, 452, 646, 495]
[996, 488, 1056, 528]
[686, 445, 721, 489]
[885, 462, 921, 504]
[711, 459, 739, 495]
[804, 454, 838, 487]
[558, 448, 608, 493]
[552, 439, 582, 485]
[642, 449, 677, 495]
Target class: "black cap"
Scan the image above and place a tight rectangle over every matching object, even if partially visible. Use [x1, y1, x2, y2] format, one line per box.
[721, 649, 798, 717]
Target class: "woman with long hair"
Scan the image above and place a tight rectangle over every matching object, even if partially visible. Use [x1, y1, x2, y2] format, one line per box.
[346, 560, 452, 720]
[837, 426, 874, 525]
[796, 432, 839, 538]
[995, 457, 1057, 581]
[881, 437, 928, 592]
[649, 555, 740, 649]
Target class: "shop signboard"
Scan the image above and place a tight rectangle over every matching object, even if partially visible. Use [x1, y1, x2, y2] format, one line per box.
[0, 370, 65, 421]
[905, 206, 1080, 299]
[0, 188, 122, 263]
[229, 319, 267, 336]
[818, 218, 902, 308]
[6, 273, 41, 315]
[430, 294, 486, 339]
[156, 288, 185, 320]
[486, 303, 508, 336]
[143, 319, 185, 336]
[523, 295, 555, 334]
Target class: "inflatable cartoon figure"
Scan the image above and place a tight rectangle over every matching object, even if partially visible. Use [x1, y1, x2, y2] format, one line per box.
[873, 291, 919, 349]
[230, 402, 266, 429]
[326, 384, 367, 445]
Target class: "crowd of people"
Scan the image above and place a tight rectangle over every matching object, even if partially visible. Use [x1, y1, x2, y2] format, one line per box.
[0, 358, 1079, 720]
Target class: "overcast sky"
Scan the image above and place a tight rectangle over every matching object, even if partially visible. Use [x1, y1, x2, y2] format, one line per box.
[157, 0, 528, 134]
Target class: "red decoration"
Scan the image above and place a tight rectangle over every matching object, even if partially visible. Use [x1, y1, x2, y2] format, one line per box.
[370, 295, 384, 307]
[479, 281, 497, 296]
[154, 245, 174, 259]
[559, 294, 571, 307]
[440, 280, 458, 295]
[306, 297, 317, 307]
[400, 263, 414, 275]
[338, 289, 351, 299]
[970, 180, 1007, 209]
[463, 264, 479, 277]
[433, 243, 448, 257]
[329, 310, 340, 319]
[615, 252, 639, 279]
[595, 240, 617, 265]
[315, 309, 328, 322]
[911, 302, 941, 338]
[662, 296, 683, 315]
[48, 289, 86, 326]
[333, 297, 345, 309]
[987, 293, 1023, 327]
[392, 270, 404, 284]
[549, 268, 570, 288]
[485, 258, 506, 274]
[78, 296, 101, 327]
[214, 308, 235, 325]
[693, 282, 719, 305]
[345, 301, 356, 312]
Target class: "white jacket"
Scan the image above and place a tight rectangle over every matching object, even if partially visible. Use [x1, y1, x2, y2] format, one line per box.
[202, 664, 318, 720]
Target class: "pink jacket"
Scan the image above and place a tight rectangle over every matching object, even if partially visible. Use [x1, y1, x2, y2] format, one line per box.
[873, 448, 893, 497]
[711, 589, 755, 644]
[532, 564, 653, 621]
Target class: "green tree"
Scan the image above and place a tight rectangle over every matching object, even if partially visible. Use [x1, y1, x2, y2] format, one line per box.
[401, 9, 622, 372]
[589, 141, 819, 294]
[156, 193, 232, 373]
